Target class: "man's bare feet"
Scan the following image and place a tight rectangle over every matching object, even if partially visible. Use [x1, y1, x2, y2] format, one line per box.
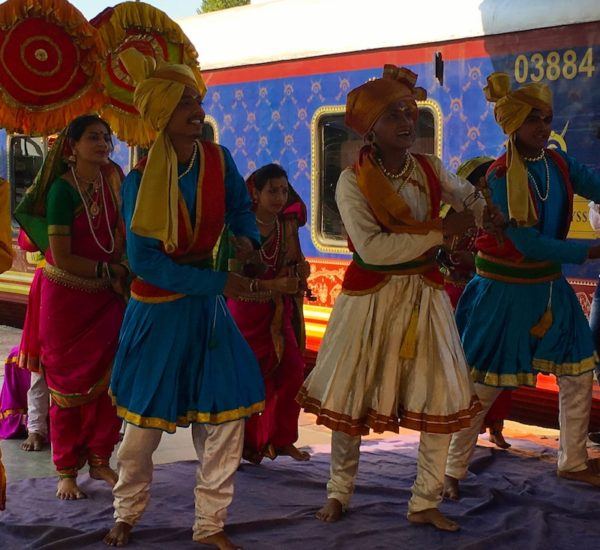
[242, 448, 263, 465]
[56, 477, 87, 500]
[408, 508, 460, 531]
[104, 521, 133, 547]
[443, 475, 460, 500]
[195, 531, 241, 549]
[315, 498, 344, 522]
[89, 465, 118, 487]
[21, 432, 45, 451]
[557, 467, 600, 487]
[488, 427, 511, 450]
[276, 444, 311, 461]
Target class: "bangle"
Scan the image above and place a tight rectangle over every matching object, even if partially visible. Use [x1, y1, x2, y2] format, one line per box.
[95, 261, 103, 278]
[103, 262, 113, 282]
[249, 279, 259, 293]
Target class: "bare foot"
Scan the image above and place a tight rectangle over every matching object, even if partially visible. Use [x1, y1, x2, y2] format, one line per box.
[408, 508, 460, 531]
[558, 467, 600, 487]
[195, 531, 241, 549]
[89, 465, 118, 487]
[56, 477, 87, 500]
[276, 444, 311, 461]
[21, 432, 45, 451]
[104, 521, 133, 547]
[315, 498, 344, 522]
[443, 475, 460, 500]
[242, 448, 263, 465]
[488, 430, 511, 449]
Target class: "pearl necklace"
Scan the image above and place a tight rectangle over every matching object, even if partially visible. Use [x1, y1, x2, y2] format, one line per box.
[523, 150, 545, 162]
[259, 216, 281, 264]
[527, 153, 550, 202]
[178, 142, 198, 180]
[376, 153, 412, 180]
[71, 167, 115, 254]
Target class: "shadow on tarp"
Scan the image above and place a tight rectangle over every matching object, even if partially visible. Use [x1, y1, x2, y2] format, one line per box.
[0, 436, 599, 549]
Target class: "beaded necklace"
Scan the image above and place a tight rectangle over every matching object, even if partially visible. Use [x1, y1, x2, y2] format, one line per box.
[178, 142, 198, 180]
[259, 216, 281, 267]
[71, 167, 115, 254]
[526, 152, 550, 202]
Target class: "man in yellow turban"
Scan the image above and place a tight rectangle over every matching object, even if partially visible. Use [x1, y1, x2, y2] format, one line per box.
[104, 50, 269, 548]
[444, 72, 600, 498]
[298, 65, 490, 531]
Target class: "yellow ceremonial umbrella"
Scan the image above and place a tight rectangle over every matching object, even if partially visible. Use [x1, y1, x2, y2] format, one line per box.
[91, 1, 205, 146]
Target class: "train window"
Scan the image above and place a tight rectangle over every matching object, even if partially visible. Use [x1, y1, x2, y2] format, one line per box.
[311, 102, 442, 252]
[8, 136, 45, 216]
[128, 117, 218, 171]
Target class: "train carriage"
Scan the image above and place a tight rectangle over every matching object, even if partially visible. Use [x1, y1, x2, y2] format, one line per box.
[1, 0, 599, 427]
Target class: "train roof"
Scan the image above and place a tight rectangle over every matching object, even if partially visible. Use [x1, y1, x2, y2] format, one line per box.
[179, 0, 600, 71]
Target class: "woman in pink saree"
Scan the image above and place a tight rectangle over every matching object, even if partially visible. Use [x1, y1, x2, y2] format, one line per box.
[15, 115, 127, 500]
[225, 163, 310, 464]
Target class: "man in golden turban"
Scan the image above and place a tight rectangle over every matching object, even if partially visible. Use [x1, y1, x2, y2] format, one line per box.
[444, 72, 600, 499]
[104, 50, 271, 549]
[298, 65, 492, 531]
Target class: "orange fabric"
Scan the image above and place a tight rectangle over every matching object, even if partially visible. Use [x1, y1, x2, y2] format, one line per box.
[354, 147, 442, 235]
[345, 65, 426, 136]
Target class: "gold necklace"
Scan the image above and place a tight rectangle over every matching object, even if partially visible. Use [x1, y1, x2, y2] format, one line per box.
[178, 142, 198, 180]
[376, 153, 412, 179]
[523, 150, 545, 162]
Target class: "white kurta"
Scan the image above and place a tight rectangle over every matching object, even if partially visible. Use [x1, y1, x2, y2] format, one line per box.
[299, 155, 483, 435]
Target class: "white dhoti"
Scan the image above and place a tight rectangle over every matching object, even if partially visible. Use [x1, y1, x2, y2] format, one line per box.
[300, 160, 485, 514]
[27, 371, 49, 438]
[445, 371, 593, 479]
[113, 420, 244, 539]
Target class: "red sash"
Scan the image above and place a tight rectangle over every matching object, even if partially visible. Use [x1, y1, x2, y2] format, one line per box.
[130, 141, 226, 303]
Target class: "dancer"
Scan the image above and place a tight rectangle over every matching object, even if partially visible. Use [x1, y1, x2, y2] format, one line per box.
[225, 163, 310, 464]
[298, 65, 492, 531]
[15, 115, 126, 500]
[105, 50, 267, 549]
[444, 72, 600, 499]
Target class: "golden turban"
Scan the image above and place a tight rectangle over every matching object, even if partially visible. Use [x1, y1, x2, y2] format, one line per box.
[484, 72, 553, 227]
[345, 65, 427, 136]
[119, 49, 206, 252]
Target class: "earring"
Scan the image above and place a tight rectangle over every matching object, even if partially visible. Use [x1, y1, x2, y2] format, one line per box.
[67, 154, 76, 164]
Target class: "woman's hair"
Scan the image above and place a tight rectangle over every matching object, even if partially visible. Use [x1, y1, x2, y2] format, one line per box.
[253, 163, 288, 191]
[66, 114, 113, 150]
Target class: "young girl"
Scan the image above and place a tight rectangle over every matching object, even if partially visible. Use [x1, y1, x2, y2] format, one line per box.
[226, 163, 310, 464]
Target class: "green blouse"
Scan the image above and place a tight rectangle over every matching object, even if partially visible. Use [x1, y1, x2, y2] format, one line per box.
[46, 178, 82, 236]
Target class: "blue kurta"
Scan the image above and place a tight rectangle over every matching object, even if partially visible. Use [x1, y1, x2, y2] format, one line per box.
[457, 150, 600, 387]
[110, 145, 265, 432]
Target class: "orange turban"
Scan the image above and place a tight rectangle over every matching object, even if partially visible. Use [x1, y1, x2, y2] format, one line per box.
[484, 72, 553, 227]
[345, 65, 427, 136]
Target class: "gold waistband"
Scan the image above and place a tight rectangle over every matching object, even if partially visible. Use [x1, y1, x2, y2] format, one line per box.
[43, 263, 111, 293]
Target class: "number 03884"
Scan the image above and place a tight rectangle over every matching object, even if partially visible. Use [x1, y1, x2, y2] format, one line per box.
[514, 47, 595, 83]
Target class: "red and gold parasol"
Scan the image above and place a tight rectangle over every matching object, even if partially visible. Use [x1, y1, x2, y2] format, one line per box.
[91, 1, 205, 147]
[0, 0, 105, 135]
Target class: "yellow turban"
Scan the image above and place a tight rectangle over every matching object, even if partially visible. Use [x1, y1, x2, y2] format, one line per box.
[484, 72, 553, 227]
[346, 65, 427, 136]
[119, 49, 206, 252]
